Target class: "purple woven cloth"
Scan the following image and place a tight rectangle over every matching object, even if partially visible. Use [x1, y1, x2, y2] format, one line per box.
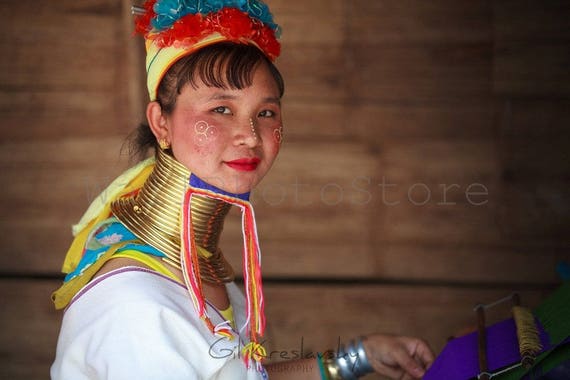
[424, 317, 551, 380]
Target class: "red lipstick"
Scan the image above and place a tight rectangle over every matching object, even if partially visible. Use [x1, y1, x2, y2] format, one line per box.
[225, 158, 261, 172]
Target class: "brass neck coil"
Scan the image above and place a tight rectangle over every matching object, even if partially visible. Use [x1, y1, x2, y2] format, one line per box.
[111, 148, 234, 284]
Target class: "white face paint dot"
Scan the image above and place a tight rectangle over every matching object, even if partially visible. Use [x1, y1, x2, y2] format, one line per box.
[250, 118, 258, 140]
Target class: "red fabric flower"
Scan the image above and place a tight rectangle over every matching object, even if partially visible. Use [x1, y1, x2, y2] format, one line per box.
[136, 3, 280, 61]
[154, 31, 176, 47]
[256, 26, 280, 60]
[135, 13, 152, 34]
[217, 8, 254, 40]
[172, 14, 206, 43]
[134, 0, 158, 35]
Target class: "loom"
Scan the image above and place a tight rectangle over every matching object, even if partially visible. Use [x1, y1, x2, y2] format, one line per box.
[423, 283, 570, 379]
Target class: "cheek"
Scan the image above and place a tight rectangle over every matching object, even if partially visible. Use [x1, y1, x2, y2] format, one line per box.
[272, 125, 284, 145]
[266, 129, 282, 157]
[192, 120, 219, 155]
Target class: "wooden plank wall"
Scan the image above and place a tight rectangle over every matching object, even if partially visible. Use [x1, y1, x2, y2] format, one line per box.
[1, 1, 568, 379]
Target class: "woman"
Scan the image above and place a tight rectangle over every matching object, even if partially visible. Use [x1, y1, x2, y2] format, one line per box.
[51, 1, 434, 379]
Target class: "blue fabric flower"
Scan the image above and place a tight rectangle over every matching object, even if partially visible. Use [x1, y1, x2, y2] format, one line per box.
[200, 0, 227, 14]
[153, 0, 184, 29]
[244, 0, 273, 25]
[151, 0, 279, 32]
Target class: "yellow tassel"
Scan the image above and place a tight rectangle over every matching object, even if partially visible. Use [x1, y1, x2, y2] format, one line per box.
[242, 342, 267, 365]
[513, 305, 542, 368]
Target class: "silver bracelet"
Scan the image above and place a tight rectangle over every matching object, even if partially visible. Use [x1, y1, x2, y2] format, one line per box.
[353, 338, 374, 377]
[334, 337, 374, 379]
[336, 344, 358, 380]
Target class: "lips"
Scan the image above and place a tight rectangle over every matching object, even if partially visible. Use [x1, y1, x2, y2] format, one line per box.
[225, 158, 261, 172]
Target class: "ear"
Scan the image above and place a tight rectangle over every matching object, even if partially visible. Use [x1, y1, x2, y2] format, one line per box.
[146, 101, 169, 142]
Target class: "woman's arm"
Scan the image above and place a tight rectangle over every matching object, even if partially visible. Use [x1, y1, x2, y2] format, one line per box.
[264, 334, 434, 380]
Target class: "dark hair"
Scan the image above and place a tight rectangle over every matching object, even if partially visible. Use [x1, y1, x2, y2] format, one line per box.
[126, 42, 285, 160]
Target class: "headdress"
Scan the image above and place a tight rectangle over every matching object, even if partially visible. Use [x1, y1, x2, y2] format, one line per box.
[133, 0, 282, 100]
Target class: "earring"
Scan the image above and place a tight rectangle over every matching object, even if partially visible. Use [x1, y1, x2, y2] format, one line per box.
[158, 138, 170, 150]
[250, 118, 258, 140]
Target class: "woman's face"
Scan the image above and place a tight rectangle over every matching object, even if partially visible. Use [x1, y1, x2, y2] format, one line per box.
[161, 63, 283, 194]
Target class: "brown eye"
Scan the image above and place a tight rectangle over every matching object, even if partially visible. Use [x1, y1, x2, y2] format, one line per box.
[258, 110, 275, 118]
[213, 106, 232, 115]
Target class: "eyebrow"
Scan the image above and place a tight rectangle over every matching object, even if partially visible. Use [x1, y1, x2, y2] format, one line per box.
[207, 93, 281, 106]
[263, 97, 282, 106]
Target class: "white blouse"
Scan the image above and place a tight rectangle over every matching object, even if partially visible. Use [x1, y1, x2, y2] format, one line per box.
[51, 267, 267, 380]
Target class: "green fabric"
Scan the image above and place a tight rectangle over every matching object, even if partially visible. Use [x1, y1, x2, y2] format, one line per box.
[534, 283, 570, 344]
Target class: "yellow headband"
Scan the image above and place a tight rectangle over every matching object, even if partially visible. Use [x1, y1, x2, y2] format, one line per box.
[145, 34, 227, 101]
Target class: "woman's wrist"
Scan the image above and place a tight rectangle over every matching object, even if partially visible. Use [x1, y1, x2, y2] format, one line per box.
[319, 337, 374, 380]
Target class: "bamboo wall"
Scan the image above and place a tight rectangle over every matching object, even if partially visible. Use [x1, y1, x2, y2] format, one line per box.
[1, 1, 569, 379]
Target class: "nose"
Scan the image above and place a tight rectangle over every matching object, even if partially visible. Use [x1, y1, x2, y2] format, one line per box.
[234, 117, 260, 147]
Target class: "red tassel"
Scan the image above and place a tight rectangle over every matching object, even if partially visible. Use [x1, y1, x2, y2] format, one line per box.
[181, 187, 266, 362]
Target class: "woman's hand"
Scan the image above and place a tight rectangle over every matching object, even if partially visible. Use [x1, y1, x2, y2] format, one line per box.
[362, 334, 435, 380]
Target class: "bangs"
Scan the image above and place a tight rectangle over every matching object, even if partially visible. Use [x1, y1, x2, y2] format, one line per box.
[157, 42, 284, 113]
